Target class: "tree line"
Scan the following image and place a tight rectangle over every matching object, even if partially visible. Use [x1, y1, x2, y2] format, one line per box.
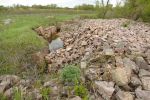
[0, 0, 150, 22]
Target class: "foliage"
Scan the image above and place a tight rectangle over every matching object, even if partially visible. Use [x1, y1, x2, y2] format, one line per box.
[13, 88, 22, 100]
[0, 93, 7, 100]
[60, 65, 81, 84]
[74, 84, 88, 99]
[74, 4, 95, 10]
[40, 87, 51, 100]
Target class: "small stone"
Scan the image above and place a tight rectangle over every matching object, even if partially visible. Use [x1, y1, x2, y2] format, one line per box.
[135, 88, 150, 100]
[85, 68, 99, 81]
[0, 75, 20, 85]
[115, 56, 124, 67]
[111, 67, 129, 86]
[123, 57, 139, 74]
[80, 61, 87, 69]
[139, 69, 150, 77]
[130, 76, 141, 87]
[135, 56, 148, 70]
[3, 19, 12, 25]
[69, 96, 82, 100]
[145, 50, 150, 64]
[103, 48, 114, 56]
[95, 81, 115, 100]
[140, 77, 150, 90]
[0, 81, 10, 93]
[4, 88, 13, 98]
[116, 90, 134, 100]
[81, 41, 87, 46]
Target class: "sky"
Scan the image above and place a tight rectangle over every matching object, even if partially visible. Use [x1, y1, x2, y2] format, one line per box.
[0, 0, 122, 8]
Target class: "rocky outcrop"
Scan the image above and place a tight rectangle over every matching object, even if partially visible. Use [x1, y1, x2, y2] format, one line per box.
[33, 19, 150, 100]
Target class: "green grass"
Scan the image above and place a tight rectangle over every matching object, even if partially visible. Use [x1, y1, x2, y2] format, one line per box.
[0, 11, 80, 76]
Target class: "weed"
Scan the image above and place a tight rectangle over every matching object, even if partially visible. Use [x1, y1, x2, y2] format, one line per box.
[0, 93, 7, 100]
[74, 84, 88, 100]
[13, 88, 23, 100]
[40, 87, 51, 100]
[60, 65, 81, 84]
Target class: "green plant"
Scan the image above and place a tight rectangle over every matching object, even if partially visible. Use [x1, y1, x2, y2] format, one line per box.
[13, 88, 22, 100]
[40, 87, 51, 100]
[74, 84, 88, 100]
[60, 65, 81, 84]
[0, 93, 7, 100]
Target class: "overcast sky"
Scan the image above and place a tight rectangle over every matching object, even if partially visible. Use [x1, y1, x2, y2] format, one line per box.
[0, 0, 122, 8]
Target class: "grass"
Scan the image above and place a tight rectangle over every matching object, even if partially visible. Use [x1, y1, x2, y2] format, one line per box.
[0, 9, 89, 76]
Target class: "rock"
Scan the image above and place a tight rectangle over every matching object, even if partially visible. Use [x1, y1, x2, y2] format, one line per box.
[111, 67, 129, 86]
[115, 41, 126, 54]
[130, 76, 141, 87]
[116, 90, 134, 100]
[145, 50, 150, 64]
[69, 96, 82, 100]
[102, 64, 112, 81]
[123, 57, 139, 74]
[140, 77, 150, 90]
[103, 48, 114, 56]
[85, 68, 99, 81]
[135, 56, 148, 70]
[80, 61, 87, 69]
[81, 41, 87, 46]
[31, 89, 42, 100]
[4, 88, 13, 98]
[0, 81, 10, 93]
[49, 38, 64, 52]
[43, 81, 59, 97]
[135, 88, 150, 100]
[32, 52, 46, 68]
[139, 69, 150, 77]
[95, 81, 115, 100]
[0, 75, 20, 85]
[115, 56, 124, 67]
[3, 19, 12, 25]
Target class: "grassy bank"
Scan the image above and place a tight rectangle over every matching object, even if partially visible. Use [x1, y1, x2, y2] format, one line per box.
[0, 9, 91, 76]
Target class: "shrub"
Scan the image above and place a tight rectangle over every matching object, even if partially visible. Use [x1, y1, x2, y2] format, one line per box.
[74, 84, 88, 99]
[60, 65, 81, 84]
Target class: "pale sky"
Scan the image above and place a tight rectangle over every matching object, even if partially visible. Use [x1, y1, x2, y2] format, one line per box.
[0, 0, 122, 8]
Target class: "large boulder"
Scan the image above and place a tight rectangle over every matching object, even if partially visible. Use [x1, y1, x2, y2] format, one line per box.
[49, 38, 64, 52]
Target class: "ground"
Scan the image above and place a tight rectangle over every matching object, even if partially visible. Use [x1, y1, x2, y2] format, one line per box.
[0, 9, 150, 100]
[0, 9, 93, 76]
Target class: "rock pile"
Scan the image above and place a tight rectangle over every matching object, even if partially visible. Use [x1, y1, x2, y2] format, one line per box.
[35, 19, 150, 100]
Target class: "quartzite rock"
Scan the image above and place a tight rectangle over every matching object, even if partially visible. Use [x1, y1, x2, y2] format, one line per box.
[135, 88, 150, 100]
[135, 57, 148, 70]
[49, 38, 64, 52]
[111, 67, 129, 86]
[130, 76, 142, 87]
[95, 81, 115, 100]
[139, 69, 150, 77]
[116, 90, 134, 100]
[140, 77, 150, 91]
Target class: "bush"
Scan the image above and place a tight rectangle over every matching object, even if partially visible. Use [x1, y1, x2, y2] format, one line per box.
[60, 65, 81, 84]
[74, 84, 88, 99]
